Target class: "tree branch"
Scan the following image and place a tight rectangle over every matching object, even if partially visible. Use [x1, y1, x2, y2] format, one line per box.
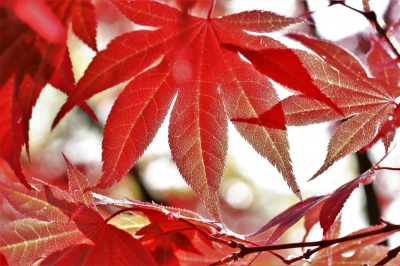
[210, 220, 400, 265]
[374, 245, 400, 265]
[329, 1, 400, 59]
[374, 167, 400, 172]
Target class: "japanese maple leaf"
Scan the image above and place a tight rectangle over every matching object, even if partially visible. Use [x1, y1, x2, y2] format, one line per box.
[245, 196, 327, 244]
[0, 181, 93, 265]
[0, 0, 97, 188]
[280, 33, 400, 179]
[40, 207, 157, 266]
[0, 155, 156, 265]
[317, 170, 374, 235]
[0, 77, 28, 188]
[137, 223, 202, 265]
[363, 36, 400, 150]
[97, 197, 249, 266]
[52, 0, 306, 221]
[0, 0, 97, 50]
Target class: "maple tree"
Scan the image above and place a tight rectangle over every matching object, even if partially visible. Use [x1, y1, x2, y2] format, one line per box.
[1, 0, 400, 265]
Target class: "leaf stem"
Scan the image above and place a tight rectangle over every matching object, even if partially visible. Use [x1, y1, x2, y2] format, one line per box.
[103, 207, 136, 223]
[177, 217, 231, 246]
[373, 167, 400, 171]
[207, 0, 215, 20]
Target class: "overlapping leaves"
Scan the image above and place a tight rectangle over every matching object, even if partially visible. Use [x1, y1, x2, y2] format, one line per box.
[231, 31, 400, 179]
[0, 0, 98, 188]
[1, 1, 400, 265]
[0, 156, 156, 265]
[0, 156, 246, 265]
[1, 157, 398, 265]
[52, 0, 315, 221]
[283, 33, 400, 179]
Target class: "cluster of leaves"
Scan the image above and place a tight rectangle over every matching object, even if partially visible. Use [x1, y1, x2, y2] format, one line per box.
[0, 0, 98, 189]
[1, 0, 400, 265]
[1, 155, 399, 265]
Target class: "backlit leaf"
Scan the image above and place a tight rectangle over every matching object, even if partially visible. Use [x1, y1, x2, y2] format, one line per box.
[282, 35, 399, 179]
[41, 214, 157, 266]
[0, 77, 29, 188]
[63, 154, 94, 205]
[71, 0, 98, 52]
[0, 0, 98, 188]
[55, 0, 305, 220]
[222, 44, 343, 116]
[246, 196, 326, 244]
[319, 171, 375, 235]
[0, 182, 92, 265]
[0, 159, 157, 265]
[0, 218, 92, 266]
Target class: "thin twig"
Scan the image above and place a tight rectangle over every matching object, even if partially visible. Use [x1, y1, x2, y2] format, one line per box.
[373, 167, 400, 171]
[374, 245, 400, 265]
[281, 246, 324, 265]
[207, 0, 215, 20]
[210, 220, 400, 265]
[330, 1, 400, 59]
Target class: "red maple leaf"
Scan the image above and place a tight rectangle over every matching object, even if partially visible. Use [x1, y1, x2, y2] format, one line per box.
[281, 33, 400, 179]
[137, 223, 202, 265]
[0, 0, 98, 188]
[52, 0, 307, 221]
[245, 196, 326, 245]
[363, 35, 400, 150]
[1, 155, 252, 265]
[221, 44, 343, 116]
[229, 30, 399, 180]
[0, 155, 157, 265]
[40, 207, 157, 266]
[100, 197, 250, 266]
[0, 180, 93, 265]
[71, 0, 98, 52]
[0, 77, 28, 188]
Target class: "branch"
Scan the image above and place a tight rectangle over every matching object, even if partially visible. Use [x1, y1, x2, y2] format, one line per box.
[373, 167, 400, 172]
[210, 220, 400, 265]
[329, 1, 400, 59]
[374, 245, 400, 265]
[207, 0, 215, 20]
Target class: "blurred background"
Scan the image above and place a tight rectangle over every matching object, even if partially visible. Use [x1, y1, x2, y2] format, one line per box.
[1, 0, 399, 264]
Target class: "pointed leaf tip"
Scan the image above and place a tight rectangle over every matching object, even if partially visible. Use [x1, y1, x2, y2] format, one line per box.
[0, 76, 32, 190]
[295, 189, 302, 201]
[62, 153, 94, 205]
[311, 109, 391, 180]
[247, 196, 325, 242]
[319, 170, 375, 234]
[72, 1, 317, 223]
